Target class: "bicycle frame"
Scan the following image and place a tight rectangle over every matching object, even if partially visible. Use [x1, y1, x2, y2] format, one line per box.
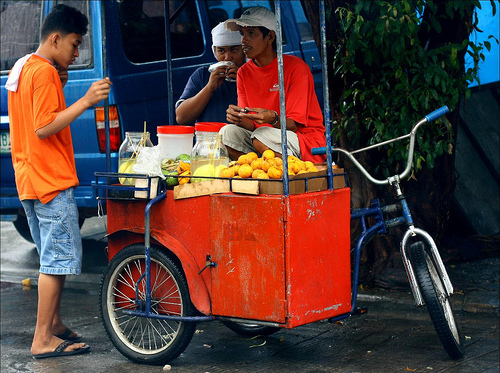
[313, 106, 453, 311]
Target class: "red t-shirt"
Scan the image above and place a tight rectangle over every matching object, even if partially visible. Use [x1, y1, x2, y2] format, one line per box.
[8, 54, 79, 204]
[237, 55, 326, 162]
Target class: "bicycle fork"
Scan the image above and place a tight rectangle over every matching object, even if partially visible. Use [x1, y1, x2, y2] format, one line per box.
[389, 176, 454, 306]
[401, 228, 454, 306]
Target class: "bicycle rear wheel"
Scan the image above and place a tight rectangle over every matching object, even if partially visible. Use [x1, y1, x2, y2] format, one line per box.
[410, 241, 464, 359]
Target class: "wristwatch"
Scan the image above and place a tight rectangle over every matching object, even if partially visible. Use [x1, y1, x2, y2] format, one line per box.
[270, 110, 279, 127]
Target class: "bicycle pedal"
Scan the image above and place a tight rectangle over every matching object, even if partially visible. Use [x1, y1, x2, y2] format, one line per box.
[352, 307, 368, 316]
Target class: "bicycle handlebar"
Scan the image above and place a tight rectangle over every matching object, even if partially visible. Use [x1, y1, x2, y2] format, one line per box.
[313, 106, 449, 185]
[425, 106, 449, 123]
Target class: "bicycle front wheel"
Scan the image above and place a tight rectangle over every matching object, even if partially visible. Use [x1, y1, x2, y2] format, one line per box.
[100, 244, 196, 365]
[410, 241, 464, 359]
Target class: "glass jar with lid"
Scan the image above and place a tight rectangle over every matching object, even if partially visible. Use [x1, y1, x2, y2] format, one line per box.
[191, 125, 229, 183]
[118, 131, 153, 185]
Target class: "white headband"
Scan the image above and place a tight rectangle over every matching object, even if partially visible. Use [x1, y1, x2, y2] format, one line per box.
[212, 22, 241, 48]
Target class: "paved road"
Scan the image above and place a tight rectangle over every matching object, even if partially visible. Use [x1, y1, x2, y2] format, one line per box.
[1, 218, 499, 372]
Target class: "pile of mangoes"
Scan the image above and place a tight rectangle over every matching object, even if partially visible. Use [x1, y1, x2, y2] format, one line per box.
[218, 150, 319, 180]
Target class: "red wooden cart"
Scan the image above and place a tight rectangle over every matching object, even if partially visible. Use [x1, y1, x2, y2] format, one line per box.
[99, 181, 350, 364]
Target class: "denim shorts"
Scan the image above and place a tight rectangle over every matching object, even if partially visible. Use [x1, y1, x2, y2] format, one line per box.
[220, 124, 301, 158]
[21, 188, 82, 275]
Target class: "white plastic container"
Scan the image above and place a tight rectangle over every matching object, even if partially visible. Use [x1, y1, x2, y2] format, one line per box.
[157, 126, 194, 160]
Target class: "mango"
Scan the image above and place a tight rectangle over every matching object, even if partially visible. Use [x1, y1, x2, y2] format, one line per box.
[163, 170, 179, 186]
[192, 164, 215, 183]
[175, 154, 191, 161]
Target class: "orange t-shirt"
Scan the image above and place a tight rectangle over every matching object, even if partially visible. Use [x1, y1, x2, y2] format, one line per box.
[8, 54, 79, 204]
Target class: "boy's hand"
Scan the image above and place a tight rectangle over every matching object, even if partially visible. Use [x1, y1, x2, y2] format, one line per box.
[84, 77, 112, 107]
[57, 67, 68, 87]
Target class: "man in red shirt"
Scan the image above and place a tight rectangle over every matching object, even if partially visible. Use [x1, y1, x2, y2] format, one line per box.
[221, 6, 326, 163]
[7, 4, 111, 359]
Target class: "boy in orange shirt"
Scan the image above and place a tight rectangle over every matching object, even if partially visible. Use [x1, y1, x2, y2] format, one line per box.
[7, 4, 111, 359]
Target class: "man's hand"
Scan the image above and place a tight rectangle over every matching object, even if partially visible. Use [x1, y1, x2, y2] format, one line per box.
[228, 107, 298, 132]
[207, 64, 239, 91]
[226, 105, 273, 131]
[224, 64, 238, 82]
[241, 108, 277, 126]
[207, 65, 228, 91]
[226, 104, 246, 126]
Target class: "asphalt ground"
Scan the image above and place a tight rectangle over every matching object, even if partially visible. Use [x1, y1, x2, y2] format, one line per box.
[1, 218, 499, 372]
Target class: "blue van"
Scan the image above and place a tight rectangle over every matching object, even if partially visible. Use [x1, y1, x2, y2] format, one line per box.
[0, 0, 323, 241]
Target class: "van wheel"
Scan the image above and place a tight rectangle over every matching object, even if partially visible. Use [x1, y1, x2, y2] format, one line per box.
[13, 214, 34, 243]
[14, 213, 85, 243]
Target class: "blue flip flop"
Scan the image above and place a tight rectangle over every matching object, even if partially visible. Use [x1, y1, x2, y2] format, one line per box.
[54, 328, 83, 342]
[32, 340, 90, 359]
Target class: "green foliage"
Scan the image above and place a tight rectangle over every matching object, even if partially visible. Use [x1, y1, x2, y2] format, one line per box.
[332, 0, 495, 177]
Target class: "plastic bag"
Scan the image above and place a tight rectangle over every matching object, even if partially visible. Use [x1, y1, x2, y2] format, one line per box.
[132, 145, 165, 180]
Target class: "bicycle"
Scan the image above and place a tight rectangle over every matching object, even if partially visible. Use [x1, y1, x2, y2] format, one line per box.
[312, 105, 464, 359]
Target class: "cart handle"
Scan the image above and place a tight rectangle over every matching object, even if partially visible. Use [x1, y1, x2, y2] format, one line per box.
[312, 106, 449, 185]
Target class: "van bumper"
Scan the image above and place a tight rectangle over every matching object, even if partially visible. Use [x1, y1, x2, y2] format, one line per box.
[1, 186, 100, 217]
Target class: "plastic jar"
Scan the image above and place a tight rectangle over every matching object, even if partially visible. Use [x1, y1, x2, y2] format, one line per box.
[157, 125, 195, 160]
[118, 132, 153, 185]
[191, 126, 229, 183]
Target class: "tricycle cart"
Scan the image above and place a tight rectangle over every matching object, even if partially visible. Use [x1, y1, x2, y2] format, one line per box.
[94, 0, 464, 366]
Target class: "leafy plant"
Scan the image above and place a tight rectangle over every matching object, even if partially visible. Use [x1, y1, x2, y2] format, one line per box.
[332, 0, 497, 178]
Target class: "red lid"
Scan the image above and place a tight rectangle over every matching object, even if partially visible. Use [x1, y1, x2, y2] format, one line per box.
[195, 122, 228, 132]
[157, 125, 194, 134]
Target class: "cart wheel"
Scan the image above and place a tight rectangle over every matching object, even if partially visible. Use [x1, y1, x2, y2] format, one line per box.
[222, 320, 280, 337]
[410, 241, 465, 359]
[100, 244, 196, 365]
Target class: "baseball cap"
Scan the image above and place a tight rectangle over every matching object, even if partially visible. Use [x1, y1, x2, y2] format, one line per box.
[224, 6, 276, 32]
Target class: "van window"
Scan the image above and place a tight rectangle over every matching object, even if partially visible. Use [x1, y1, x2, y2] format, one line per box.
[289, 1, 314, 42]
[55, 0, 93, 68]
[0, 1, 92, 73]
[118, 0, 204, 63]
[0, 1, 42, 73]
